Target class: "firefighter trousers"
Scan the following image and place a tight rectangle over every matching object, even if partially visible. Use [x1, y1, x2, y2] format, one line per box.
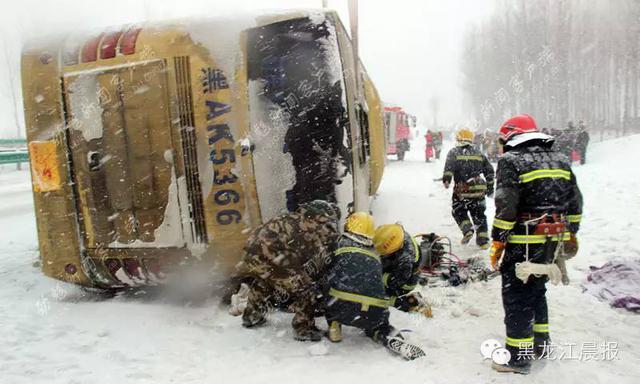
[451, 196, 489, 245]
[501, 242, 553, 364]
[326, 299, 392, 341]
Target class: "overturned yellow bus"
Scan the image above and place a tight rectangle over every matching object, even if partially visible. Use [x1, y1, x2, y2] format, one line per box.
[21, 10, 386, 288]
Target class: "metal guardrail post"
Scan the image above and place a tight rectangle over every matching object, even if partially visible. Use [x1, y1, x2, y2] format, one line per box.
[0, 151, 29, 170]
[0, 139, 28, 170]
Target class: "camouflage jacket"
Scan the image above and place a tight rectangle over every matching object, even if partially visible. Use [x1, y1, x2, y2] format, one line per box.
[241, 206, 340, 289]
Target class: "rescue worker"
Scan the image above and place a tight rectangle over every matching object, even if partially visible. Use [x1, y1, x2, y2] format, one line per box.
[554, 122, 575, 160]
[433, 131, 444, 159]
[483, 130, 499, 162]
[442, 128, 495, 248]
[325, 212, 394, 344]
[240, 200, 340, 341]
[425, 130, 435, 162]
[373, 224, 432, 317]
[489, 114, 582, 374]
[576, 121, 590, 165]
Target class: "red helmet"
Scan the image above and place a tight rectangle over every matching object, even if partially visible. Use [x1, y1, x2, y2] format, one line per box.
[499, 114, 538, 142]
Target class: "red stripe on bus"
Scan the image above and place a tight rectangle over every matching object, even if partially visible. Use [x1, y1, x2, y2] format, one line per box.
[80, 33, 104, 63]
[119, 27, 141, 55]
[99, 31, 123, 59]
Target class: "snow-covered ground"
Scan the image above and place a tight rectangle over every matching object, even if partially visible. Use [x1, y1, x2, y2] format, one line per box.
[1, 136, 639, 384]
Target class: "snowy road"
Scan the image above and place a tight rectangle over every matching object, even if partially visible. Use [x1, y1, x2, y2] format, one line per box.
[1, 136, 639, 384]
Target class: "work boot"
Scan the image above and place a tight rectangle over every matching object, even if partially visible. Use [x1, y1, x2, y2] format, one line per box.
[478, 242, 490, 250]
[491, 360, 531, 375]
[492, 344, 532, 374]
[294, 326, 323, 342]
[461, 230, 474, 245]
[328, 321, 342, 342]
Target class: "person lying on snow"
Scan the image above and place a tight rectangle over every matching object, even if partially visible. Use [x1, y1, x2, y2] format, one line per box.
[373, 223, 432, 317]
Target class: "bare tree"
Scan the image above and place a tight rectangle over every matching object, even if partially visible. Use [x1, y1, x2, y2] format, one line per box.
[460, 0, 640, 139]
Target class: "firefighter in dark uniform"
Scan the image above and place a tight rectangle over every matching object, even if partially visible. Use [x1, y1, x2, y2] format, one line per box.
[325, 212, 394, 343]
[489, 114, 582, 374]
[240, 200, 340, 341]
[373, 224, 432, 317]
[443, 128, 495, 248]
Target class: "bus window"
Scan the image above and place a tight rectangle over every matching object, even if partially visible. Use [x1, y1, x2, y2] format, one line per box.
[246, 17, 350, 218]
[358, 103, 370, 164]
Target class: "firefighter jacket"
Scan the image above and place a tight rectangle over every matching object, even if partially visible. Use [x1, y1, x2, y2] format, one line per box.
[491, 141, 583, 246]
[443, 143, 495, 198]
[326, 233, 389, 310]
[381, 231, 423, 298]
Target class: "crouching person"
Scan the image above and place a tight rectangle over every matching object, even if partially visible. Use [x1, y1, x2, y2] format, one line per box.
[374, 224, 432, 318]
[325, 212, 426, 360]
[326, 212, 389, 341]
[240, 200, 340, 341]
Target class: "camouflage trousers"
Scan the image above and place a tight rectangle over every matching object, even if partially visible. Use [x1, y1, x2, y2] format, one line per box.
[243, 275, 318, 335]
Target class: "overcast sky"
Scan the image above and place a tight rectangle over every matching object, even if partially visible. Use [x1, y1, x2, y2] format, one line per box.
[0, 0, 496, 137]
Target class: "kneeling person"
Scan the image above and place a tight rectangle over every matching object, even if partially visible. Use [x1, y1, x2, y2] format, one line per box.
[374, 224, 432, 318]
[240, 200, 340, 341]
[325, 213, 426, 360]
[325, 212, 391, 343]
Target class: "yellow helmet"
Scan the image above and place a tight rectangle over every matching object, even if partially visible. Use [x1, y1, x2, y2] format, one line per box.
[344, 212, 375, 239]
[374, 224, 404, 256]
[456, 128, 475, 143]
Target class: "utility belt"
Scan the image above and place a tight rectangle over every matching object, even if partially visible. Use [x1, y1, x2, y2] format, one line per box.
[454, 180, 487, 198]
[511, 212, 571, 285]
[516, 212, 567, 236]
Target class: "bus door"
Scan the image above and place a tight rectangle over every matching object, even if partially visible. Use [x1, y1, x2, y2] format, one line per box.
[63, 61, 186, 249]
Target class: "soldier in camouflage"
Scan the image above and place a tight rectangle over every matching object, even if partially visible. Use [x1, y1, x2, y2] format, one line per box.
[239, 200, 340, 341]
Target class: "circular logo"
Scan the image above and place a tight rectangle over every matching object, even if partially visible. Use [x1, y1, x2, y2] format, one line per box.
[480, 339, 502, 360]
[480, 339, 512, 365]
[491, 347, 511, 365]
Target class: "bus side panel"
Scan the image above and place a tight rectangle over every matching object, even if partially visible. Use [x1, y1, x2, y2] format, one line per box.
[21, 47, 91, 286]
[363, 72, 385, 195]
[331, 13, 370, 212]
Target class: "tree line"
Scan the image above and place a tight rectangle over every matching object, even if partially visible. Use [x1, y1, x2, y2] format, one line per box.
[461, 0, 640, 139]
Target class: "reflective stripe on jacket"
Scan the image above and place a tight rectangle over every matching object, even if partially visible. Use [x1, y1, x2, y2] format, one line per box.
[327, 234, 388, 309]
[492, 144, 583, 243]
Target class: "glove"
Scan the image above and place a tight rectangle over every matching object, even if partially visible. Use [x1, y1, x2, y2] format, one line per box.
[410, 303, 433, 318]
[406, 292, 433, 318]
[564, 233, 579, 259]
[489, 241, 505, 271]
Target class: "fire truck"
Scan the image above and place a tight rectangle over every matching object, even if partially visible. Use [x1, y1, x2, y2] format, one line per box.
[383, 106, 415, 161]
[21, 10, 386, 288]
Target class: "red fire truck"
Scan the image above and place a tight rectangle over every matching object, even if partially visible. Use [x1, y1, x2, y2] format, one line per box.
[384, 106, 415, 161]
